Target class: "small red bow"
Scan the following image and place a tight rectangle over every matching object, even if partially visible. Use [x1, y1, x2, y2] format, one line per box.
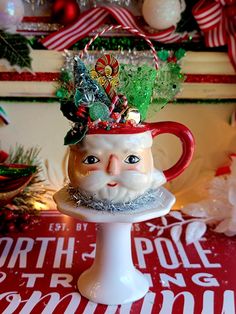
[193, 0, 236, 71]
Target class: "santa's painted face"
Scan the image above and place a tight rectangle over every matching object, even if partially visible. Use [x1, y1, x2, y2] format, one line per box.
[68, 132, 166, 203]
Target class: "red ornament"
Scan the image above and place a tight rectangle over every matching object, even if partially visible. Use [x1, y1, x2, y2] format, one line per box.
[0, 150, 9, 163]
[51, 0, 80, 26]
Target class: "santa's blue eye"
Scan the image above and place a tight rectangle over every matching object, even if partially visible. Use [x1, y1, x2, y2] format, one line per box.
[124, 155, 140, 164]
[83, 155, 100, 164]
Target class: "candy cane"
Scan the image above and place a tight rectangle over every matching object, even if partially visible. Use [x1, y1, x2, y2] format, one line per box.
[80, 25, 159, 70]
[110, 95, 128, 113]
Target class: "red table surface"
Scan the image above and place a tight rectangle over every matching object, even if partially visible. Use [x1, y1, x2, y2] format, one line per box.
[0, 210, 235, 314]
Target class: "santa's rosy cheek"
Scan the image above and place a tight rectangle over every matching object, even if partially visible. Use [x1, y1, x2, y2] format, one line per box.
[77, 165, 100, 175]
[87, 166, 100, 172]
[126, 165, 140, 171]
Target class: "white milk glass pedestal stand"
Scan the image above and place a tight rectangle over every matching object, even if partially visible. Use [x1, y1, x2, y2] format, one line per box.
[54, 186, 175, 305]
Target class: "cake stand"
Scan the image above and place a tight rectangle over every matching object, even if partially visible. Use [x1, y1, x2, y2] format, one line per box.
[54, 186, 175, 305]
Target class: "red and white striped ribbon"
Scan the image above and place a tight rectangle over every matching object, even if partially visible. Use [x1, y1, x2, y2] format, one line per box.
[41, 5, 192, 51]
[80, 25, 159, 69]
[193, 0, 236, 70]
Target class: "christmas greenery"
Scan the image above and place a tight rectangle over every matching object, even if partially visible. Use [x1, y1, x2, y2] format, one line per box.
[0, 31, 32, 71]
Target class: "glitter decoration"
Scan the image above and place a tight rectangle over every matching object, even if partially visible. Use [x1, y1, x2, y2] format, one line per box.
[24, 0, 45, 11]
[154, 62, 184, 109]
[17, 21, 61, 33]
[79, 0, 132, 8]
[0, 164, 36, 178]
[142, 0, 185, 30]
[117, 64, 157, 120]
[89, 102, 110, 121]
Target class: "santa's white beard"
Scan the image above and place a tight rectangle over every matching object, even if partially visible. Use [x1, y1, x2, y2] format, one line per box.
[76, 169, 166, 203]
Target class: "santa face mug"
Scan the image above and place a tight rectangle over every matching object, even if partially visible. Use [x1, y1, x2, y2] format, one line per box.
[68, 121, 194, 204]
[58, 121, 195, 305]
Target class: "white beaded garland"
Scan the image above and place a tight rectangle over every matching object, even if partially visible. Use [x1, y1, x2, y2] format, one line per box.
[0, 0, 25, 32]
[142, 0, 184, 30]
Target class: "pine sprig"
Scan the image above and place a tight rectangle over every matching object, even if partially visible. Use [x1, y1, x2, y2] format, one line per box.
[6, 145, 42, 183]
[7, 145, 40, 165]
[0, 31, 32, 70]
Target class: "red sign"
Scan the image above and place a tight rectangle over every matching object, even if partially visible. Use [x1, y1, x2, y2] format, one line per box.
[0, 211, 235, 313]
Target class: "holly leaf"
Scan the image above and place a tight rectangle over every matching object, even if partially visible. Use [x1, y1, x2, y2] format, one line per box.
[64, 125, 87, 145]
[60, 100, 81, 123]
[157, 50, 169, 61]
[0, 31, 32, 71]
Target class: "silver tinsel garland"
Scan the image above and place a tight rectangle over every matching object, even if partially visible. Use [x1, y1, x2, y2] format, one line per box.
[68, 184, 160, 212]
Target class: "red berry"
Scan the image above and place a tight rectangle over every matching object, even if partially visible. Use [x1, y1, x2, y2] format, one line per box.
[5, 211, 15, 221]
[111, 112, 121, 121]
[99, 121, 109, 128]
[126, 119, 136, 126]
[21, 224, 30, 232]
[167, 56, 177, 63]
[7, 223, 16, 232]
[21, 213, 30, 221]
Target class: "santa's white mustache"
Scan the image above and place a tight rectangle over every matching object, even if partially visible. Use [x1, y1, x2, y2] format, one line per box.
[78, 170, 151, 192]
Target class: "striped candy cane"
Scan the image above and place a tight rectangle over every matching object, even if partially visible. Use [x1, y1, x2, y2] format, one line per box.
[80, 25, 159, 70]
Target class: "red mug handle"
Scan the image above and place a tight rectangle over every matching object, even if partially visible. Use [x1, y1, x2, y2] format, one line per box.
[145, 121, 195, 182]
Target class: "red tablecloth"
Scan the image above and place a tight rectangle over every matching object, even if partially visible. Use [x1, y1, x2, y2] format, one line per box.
[0, 210, 235, 313]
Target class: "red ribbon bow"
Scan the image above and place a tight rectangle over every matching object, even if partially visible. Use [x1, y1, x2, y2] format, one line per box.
[193, 0, 236, 71]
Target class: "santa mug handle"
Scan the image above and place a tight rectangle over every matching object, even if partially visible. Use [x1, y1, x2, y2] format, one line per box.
[145, 121, 195, 181]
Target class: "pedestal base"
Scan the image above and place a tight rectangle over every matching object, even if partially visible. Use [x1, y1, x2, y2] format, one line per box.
[77, 222, 150, 305]
[54, 187, 175, 305]
[78, 266, 149, 305]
